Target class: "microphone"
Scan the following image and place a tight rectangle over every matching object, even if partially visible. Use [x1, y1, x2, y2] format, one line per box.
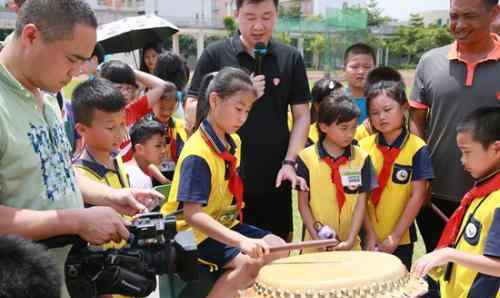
[253, 42, 267, 75]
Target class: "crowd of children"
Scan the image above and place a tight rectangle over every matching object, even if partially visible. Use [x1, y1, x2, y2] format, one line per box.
[62, 40, 499, 298]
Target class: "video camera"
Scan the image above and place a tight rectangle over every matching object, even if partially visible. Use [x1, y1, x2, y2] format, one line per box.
[65, 212, 199, 298]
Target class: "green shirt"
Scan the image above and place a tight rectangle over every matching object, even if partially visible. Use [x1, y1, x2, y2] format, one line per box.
[0, 63, 83, 298]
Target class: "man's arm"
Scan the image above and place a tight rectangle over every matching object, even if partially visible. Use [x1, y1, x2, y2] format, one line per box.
[0, 205, 129, 244]
[275, 103, 310, 190]
[409, 57, 430, 140]
[287, 103, 310, 162]
[410, 108, 427, 139]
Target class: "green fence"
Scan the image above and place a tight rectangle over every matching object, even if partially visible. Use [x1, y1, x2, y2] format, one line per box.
[274, 7, 371, 71]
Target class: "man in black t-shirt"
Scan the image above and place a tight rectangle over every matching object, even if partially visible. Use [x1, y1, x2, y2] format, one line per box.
[187, 0, 311, 240]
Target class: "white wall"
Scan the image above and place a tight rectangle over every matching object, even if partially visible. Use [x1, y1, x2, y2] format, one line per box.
[157, 0, 212, 20]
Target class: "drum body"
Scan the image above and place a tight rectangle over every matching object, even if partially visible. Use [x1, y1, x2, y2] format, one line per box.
[242, 251, 427, 298]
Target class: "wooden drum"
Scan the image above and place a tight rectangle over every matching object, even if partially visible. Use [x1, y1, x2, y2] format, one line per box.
[241, 251, 427, 298]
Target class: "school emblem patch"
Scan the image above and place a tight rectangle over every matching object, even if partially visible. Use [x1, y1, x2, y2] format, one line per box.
[392, 164, 412, 184]
[464, 218, 481, 246]
[396, 169, 409, 182]
[465, 222, 478, 239]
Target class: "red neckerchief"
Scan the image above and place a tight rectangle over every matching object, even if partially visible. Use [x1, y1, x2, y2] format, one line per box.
[371, 144, 401, 209]
[437, 172, 500, 248]
[322, 154, 349, 214]
[200, 124, 244, 222]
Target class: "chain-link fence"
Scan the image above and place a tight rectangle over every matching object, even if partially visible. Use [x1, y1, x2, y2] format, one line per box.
[275, 7, 372, 71]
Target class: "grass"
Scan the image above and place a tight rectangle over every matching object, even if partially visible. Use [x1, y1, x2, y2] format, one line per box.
[290, 191, 427, 263]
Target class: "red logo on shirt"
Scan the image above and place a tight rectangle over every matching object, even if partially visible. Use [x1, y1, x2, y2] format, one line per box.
[497, 91, 500, 100]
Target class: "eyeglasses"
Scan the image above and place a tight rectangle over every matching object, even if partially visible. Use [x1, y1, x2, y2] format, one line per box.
[113, 83, 137, 94]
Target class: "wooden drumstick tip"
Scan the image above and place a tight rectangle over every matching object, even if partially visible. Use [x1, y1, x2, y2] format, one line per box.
[269, 239, 340, 253]
[147, 164, 170, 184]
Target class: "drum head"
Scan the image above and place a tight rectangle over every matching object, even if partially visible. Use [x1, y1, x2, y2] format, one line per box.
[251, 251, 428, 298]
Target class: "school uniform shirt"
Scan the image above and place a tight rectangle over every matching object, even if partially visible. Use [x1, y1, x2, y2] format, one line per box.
[439, 187, 500, 298]
[297, 142, 378, 251]
[161, 120, 241, 244]
[143, 113, 187, 178]
[354, 122, 371, 142]
[359, 130, 434, 245]
[73, 153, 131, 242]
[73, 154, 130, 190]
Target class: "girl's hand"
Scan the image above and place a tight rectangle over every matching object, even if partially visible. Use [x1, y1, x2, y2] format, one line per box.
[365, 235, 380, 251]
[239, 237, 270, 259]
[411, 248, 453, 278]
[330, 239, 354, 251]
[380, 234, 400, 254]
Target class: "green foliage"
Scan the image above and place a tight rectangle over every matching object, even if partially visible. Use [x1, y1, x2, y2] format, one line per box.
[279, 1, 302, 19]
[366, 0, 391, 27]
[179, 35, 197, 59]
[307, 34, 327, 70]
[223, 16, 237, 36]
[384, 14, 453, 65]
[205, 35, 224, 47]
[274, 32, 292, 45]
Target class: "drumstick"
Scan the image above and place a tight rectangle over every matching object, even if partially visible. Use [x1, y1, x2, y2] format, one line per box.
[269, 239, 340, 253]
[430, 203, 449, 223]
[147, 164, 170, 184]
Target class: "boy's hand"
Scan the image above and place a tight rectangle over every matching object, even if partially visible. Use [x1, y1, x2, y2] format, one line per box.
[77, 207, 130, 245]
[239, 237, 270, 259]
[411, 248, 453, 278]
[379, 234, 400, 254]
[108, 188, 164, 215]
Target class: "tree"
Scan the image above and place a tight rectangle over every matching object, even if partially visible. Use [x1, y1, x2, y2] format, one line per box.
[279, 1, 301, 19]
[307, 34, 326, 70]
[366, 0, 391, 27]
[274, 32, 292, 46]
[384, 14, 453, 66]
[223, 16, 237, 36]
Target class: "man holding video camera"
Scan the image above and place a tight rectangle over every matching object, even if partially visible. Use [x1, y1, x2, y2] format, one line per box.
[0, 1, 162, 297]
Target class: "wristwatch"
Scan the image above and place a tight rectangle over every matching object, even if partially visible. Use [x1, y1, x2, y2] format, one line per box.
[282, 159, 297, 168]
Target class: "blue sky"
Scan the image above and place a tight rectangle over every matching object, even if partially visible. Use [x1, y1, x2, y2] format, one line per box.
[376, 0, 450, 21]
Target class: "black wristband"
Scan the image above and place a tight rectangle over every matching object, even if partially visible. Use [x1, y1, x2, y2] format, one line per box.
[282, 159, 297, 167]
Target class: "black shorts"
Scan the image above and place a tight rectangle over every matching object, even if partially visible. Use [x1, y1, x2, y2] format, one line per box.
[197, 223, 271, 269]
